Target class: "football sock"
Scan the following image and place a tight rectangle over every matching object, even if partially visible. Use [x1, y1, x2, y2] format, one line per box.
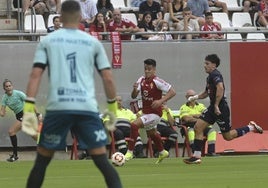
[193, 139, 204, 158]
[26, 153, 52, 188]
[235, 126, 250, 137]
[10, 135, 18, 156]
[92, 154, 122, 188]
[128, 123, 139, 151]
[150, 133, 164, 152]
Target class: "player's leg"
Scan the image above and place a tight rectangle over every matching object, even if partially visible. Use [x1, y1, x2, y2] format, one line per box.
[125, 117, 143, 160]
[26, 111, 71, 187]
[219, 102, 262, 141]
[7, 117, 22, 162]
[26, 147, 54, 188]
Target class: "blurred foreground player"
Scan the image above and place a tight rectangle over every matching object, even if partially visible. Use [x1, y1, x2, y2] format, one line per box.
[23, 1, 122, 187]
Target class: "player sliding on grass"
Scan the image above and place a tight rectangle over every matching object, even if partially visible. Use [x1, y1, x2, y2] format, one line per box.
[23, 1, 122, 187]
[125, 58, 176, 164]
[183, 54, 263, 164]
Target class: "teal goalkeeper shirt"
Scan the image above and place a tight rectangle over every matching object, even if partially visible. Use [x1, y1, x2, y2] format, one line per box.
[1, 90, 26, 114]
[33, 28, 111, 112]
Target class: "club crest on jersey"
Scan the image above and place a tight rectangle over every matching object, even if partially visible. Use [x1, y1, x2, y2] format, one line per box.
[143, 90, 149, 97]
[150, 83, 154, 89]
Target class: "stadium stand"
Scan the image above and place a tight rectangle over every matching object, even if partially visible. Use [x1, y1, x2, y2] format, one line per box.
[24, 14, 47, 33]
[246, 33, 266, 41]
[232, 12, 253, 27]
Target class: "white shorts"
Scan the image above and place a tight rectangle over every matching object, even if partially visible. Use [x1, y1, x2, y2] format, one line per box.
[140, 113, 161, 131]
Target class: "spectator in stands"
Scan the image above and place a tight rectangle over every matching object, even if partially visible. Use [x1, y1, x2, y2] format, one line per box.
[148, 19, 173, 40]
[47, 15, 61, 33]
[137, 11, 156, 40]
[131, 0, 145, 7]
[96, 0, 114, 23]
[179, 89, 218, 156]
[78, 0, 98, 28]
[200, 12, 223, 39]
[187, 0, 210, 26]
[208, 0, 228, 15]
[138, 0, 163, 27]
[256, 0, 268, 28]
[155, 100, 178, 157]
[48, 0, 61, 13]
[25, 0, 50, 15]
[242, 0, 260, 12]
[177, 7, 200, 40]
[168, 0, 187, 29]
[110, 96, 145, 158]
[183, 54, 263, 164]
[89, 12, 107, 40]
[107, 9, 140, 40]
[160, 0, 170, 15]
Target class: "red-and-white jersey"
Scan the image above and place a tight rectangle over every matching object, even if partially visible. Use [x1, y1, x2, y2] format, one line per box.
[136, 75, 172, 116]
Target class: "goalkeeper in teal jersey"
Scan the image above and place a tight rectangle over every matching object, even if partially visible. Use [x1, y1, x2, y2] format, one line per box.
[23, 1, 122, 188]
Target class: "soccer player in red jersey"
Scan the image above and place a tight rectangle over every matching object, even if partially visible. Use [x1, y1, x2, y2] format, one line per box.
[125, 59, 176, 164]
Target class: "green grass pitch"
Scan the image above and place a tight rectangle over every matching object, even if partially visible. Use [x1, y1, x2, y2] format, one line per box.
[0, 155, 267, 188]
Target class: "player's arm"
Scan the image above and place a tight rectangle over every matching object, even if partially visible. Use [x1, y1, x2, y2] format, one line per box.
[215, 82, 224, 107]
[131, 82, 140, 99]
[26, 66, 45, 98]
[161, 87, 176, 103]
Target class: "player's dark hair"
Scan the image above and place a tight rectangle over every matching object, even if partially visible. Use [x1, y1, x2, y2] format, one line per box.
[61, 0, 81, 14]
[205, 54, 220, 67]
[144, 59, 156, 67]
[3, 79, 12, 90]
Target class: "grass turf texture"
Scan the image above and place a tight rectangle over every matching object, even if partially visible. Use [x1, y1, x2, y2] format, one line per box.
[0, 155, 267, 188]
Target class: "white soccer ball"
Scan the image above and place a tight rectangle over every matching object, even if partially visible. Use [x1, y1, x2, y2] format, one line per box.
[111, 152, 125, 166]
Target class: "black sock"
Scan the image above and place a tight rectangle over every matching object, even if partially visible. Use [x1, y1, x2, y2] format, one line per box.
[26, 153, 52, 188]
[193, 139, 204, 152]
[91, 154, 122, 188]
[10, 135, 18, 156]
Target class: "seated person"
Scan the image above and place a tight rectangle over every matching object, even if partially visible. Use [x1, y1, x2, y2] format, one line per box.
[137, 11, 156, 40]
[256, 0, 268, 28]
[96, 0, 114, 23]
[177, 7, 200, 40]
[168, 0, 187, 29]
[47, 15, 61, 33]
[200, 12, 223, 39]
[138, 0, 163, 27]
[89, 12, 107, 40]
[107, 9, 140, 40]
[187, 0, 210, 26]
[179, 89, 218, 156]
[149, 20, 173, 40]
[78, 0, 98, 28]
[242, 0, 260, 12]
